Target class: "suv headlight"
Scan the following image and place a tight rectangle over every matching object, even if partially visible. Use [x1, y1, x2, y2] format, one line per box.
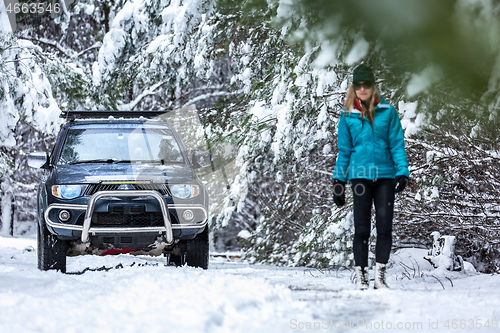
[170, 184, 199, 199]
[52, 185, 85, 199]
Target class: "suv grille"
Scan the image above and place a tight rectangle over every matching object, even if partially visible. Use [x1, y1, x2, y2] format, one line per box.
[84, 183, 170, 196]
[75, 212, 179, 226]
[92, 212, 165, 227]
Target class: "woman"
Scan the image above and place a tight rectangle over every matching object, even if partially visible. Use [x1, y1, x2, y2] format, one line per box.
[332, 64, 409, 290]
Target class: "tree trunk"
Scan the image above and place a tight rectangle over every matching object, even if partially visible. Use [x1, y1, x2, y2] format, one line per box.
[0, 178, 12, 236]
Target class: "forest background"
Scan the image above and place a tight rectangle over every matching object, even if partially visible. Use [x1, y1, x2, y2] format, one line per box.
[2, 0, 500, 272]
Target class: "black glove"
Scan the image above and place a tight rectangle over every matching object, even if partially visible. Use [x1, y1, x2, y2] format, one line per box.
[394, 175, 408, 193]
[332, 179, 346, 207]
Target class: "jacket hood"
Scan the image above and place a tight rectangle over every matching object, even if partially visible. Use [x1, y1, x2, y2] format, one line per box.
[54, 163, 195, 184]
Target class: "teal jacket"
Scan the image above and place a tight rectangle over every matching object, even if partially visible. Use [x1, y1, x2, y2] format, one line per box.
[332, 97, 410, 182]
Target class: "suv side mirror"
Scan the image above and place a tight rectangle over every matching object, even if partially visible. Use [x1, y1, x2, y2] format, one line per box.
[192, 151, 212, 169]
[28, 152, 49, 169]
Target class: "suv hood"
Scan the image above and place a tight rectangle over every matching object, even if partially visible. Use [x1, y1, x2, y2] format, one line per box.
[54, 163, 196, 184]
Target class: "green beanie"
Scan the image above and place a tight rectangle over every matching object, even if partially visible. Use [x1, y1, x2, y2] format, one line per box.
[353, 64, 375, 83]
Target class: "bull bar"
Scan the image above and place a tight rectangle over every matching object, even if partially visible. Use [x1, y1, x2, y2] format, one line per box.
[43, 190, 208, 243]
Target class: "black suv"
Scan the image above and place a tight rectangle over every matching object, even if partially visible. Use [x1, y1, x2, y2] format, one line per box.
[28, 111, 211, 272]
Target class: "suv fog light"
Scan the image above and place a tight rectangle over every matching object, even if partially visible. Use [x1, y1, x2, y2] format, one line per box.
[58, 210, 71, 222]
[182, 209, 195, 222]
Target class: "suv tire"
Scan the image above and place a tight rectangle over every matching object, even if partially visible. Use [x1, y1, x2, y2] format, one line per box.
[37, 218, 68, 273]
[185, 227, 209, 269]
[168, 254, 183, 266]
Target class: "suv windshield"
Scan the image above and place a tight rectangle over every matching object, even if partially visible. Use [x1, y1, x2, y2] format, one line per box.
[58, 127, 184, 165]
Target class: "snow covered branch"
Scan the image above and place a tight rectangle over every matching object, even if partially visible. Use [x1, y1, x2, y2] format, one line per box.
[20, 37, 75, 58]
[73, 42, 102, 59]
[182, 91, 241, 108]
[120, 81, 166, 111]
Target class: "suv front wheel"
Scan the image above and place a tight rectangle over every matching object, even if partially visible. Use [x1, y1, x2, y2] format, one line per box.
[37, 218, 68, 273]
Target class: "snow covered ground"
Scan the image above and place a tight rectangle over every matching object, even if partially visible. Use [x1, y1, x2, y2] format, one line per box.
[1, 236, 499, 333]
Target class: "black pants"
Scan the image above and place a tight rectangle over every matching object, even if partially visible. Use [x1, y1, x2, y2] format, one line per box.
[350, 179, 395, 267]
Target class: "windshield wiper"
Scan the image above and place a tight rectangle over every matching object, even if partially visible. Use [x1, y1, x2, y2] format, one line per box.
[68, 159, 169, 165]
[115, 160, 163, 164]
[68, 158, 119, 165]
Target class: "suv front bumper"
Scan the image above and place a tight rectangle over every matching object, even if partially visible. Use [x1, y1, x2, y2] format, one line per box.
[44, 190, 208, 243]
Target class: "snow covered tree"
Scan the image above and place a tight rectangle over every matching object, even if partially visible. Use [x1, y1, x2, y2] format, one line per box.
[207, 0, 500, 271]
[2, 0, 500, 272]
[0, 0, 119, 235]
[0, 33, 62, 235]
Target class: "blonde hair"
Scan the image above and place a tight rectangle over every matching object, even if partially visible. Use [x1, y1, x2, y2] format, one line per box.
[344, 84, 381, 125]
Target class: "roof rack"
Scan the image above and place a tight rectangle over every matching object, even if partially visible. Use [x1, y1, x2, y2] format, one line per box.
[60, 110, 171, 121]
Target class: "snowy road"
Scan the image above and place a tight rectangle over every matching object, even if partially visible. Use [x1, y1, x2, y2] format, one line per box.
[1, 237, 499, 333]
